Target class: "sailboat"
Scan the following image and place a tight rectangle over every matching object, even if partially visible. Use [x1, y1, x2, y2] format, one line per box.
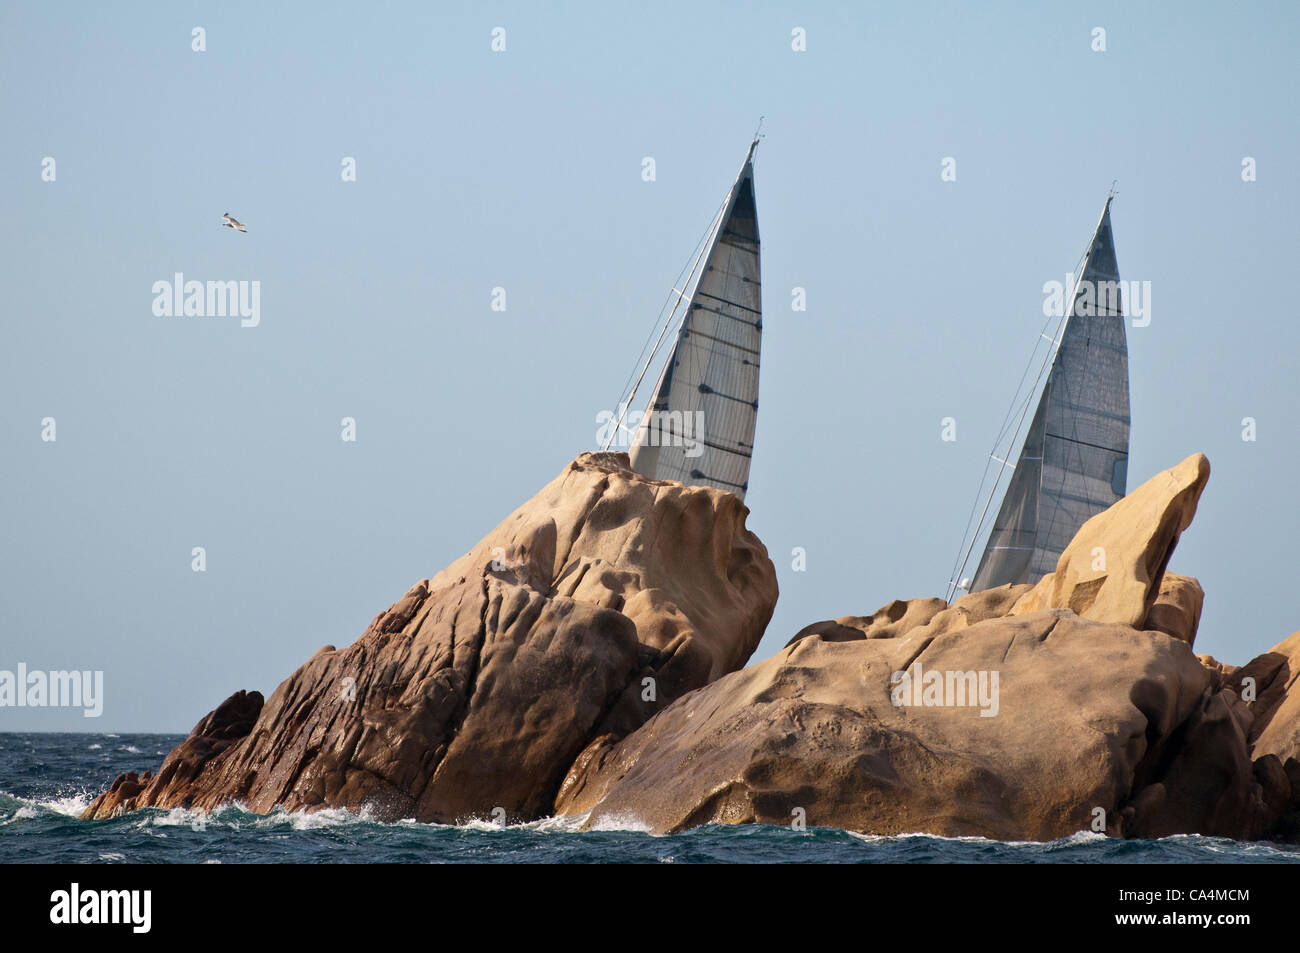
[601, 134, 763, 501]
[948, 194, 1131, 600]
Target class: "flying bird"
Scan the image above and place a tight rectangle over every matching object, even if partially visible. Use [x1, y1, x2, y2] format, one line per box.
[221, 212, 247, 233]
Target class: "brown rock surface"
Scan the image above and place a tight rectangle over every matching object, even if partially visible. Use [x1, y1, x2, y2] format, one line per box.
[1144, 573, 1205, 647]
[1122, 682, 1285, 839]
[83, 447, 1300, 844]
[557, 610, 1223, 838]
[784, 585, 1032, 650]
[557, 452, 1298, 842]
[1010, 453, 1209, 627]
[84, 453, 777, 822]
[785, 598, 947, 647]
[1240, 631, 1300, 767]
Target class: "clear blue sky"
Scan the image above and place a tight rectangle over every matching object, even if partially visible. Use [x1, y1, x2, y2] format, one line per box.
[2, 1, 1297, 731]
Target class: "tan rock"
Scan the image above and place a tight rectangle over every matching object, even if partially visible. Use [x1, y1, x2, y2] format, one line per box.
[784, 585, 1032, 649]
[1144, 573, 1204, 647]
[785, 598, 946, 647]
[1240, 631, 1300, 767]
[1196, 654, 1240, 694]
[1010, 453, 1210, 628]
[558, 609, 1222, 840]
[918, 584, 1035, 638]
[84, 453, 778, 822]
[1123, 685, 1285, 839]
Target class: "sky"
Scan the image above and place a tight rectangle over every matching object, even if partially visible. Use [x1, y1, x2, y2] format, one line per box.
[2, 1, 1297, 731]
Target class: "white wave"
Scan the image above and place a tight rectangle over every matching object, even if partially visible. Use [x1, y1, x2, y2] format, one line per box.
[844, 828, 1102, 848]
[846, 829, 1005, 845]
[523, 813, 587, 834]
[845, 831, 888, 844]
[1042, 829, 1109, 848]
[120, 745, 141, 754]
[11, 792, 94, 817]
[0, 805, 40, 825]
[98, 852, 126, 862]
[585, 811, 654, 833]
[249, 805, 381, 830]
[87, 744, 102, 751]
[1148, 832, 1298, 856]
[148, 807, 212, 829]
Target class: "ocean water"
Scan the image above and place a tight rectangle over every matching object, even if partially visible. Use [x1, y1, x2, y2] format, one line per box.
[3, 732, 1298, 864]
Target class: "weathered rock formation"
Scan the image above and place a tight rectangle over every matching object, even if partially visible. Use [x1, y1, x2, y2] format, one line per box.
[1144, 573, 1204, 648]
[556, 453, 1300, 841]
[1008, 452, 1209, 626]
[557, 611, 1217, 838]
[86, 449, 1300, 844]
[85, 453, 777, 822]
[1236, 630, 1300, 837]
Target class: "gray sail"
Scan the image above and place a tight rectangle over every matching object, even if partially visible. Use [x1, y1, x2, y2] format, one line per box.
[971, 198, 1130, 590]
[628, 143, 761, 500]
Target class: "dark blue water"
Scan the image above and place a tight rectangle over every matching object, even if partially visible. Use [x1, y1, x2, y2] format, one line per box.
[3, 733, 1298, 864]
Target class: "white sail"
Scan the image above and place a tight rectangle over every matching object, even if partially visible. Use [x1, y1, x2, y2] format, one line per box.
[628, 142, 762, 500]
[970, 197, 1131, 590]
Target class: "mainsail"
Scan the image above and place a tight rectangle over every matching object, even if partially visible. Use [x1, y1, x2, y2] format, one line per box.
[965, 196, 1131, 592]
[621, 140, 763, 500]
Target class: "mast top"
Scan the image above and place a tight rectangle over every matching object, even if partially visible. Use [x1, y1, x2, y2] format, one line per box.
[746, 116, 765, 163]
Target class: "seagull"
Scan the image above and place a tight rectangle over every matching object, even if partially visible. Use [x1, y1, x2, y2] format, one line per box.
[221, 212, 247, 233]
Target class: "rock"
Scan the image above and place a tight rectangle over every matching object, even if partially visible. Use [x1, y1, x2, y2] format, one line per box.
[784, 586, 1033, 650]
[1123, 686, 1283, 839]
[1010, 453, 1210, 628]
[556, 451, 1296, 842]
[84, 691, 263, 818]
[84, 453, 778, 822]
[916, 584, 1035, 638]
[785, 598, 946, 647]
[1196, 654, 1239, 693]
[1143, 573, 1204, 647]
[557, 609, 1218, 839]
[82, 445, 1300, 845]
[1239, 631, 1300, 767]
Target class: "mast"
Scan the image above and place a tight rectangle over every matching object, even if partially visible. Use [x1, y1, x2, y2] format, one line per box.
[627, 137, 763, 500]
[955, 195, 1130, 596]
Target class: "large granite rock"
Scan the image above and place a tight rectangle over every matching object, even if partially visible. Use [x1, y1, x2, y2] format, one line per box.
[556, 452, 1298, 841]
[85, 453, 777, 822]
[1240, 632, 1300, 766]
[558, 610, 1248, 838]
[85, 447, 1300, 844]
[1240, 632, 1300, 838]
[1010, 453, 1209, 627]
[784, 586, 1033, 649]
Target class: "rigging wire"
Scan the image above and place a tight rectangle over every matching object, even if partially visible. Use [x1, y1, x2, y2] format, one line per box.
[945, 238, 1095, 603]
[601, 193, 730, 451]
[608, 197, 727, 413]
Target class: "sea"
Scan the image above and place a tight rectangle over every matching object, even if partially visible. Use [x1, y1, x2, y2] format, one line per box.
[3, 732, 1298, 865]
